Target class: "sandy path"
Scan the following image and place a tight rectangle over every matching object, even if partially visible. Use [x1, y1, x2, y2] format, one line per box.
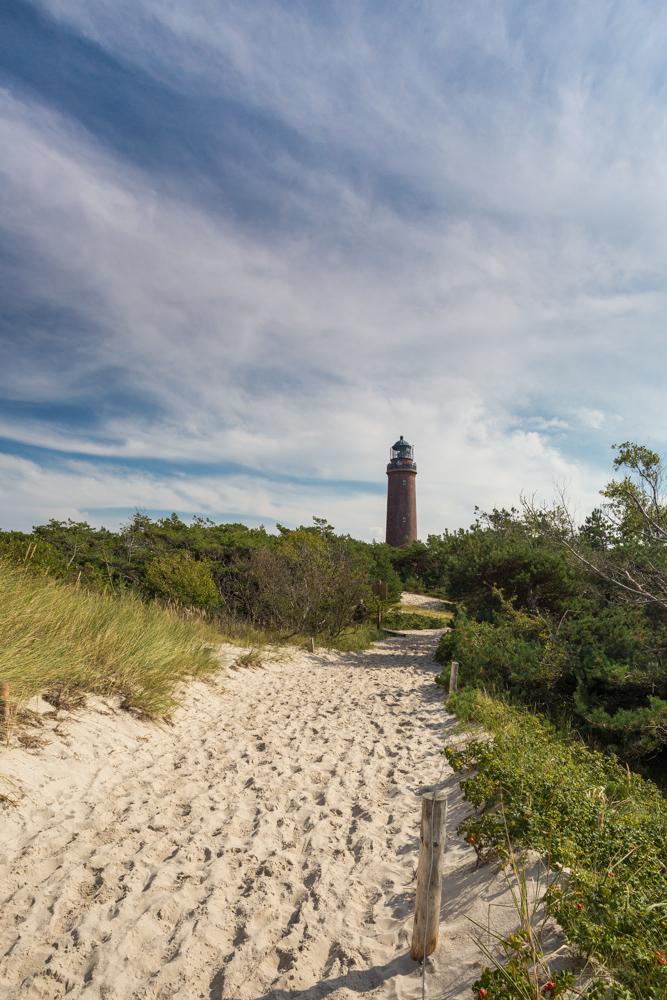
[398, 594, 451, 613]
[0, 633, 563, 1000]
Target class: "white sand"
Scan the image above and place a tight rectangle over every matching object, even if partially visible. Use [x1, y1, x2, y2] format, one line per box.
[0, 632, 570, 1000]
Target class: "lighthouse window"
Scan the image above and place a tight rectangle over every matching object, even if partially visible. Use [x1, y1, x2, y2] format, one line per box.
[402, 516, 407, 522]
[402, 479, 406, 485]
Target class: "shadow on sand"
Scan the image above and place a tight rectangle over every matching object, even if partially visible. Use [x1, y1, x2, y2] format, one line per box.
[213, 951, 420, 1000]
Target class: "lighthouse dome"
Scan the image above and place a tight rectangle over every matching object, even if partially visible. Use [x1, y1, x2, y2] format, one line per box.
[390, 436, 413, 460]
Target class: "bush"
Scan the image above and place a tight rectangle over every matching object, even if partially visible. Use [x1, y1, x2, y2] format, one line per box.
[144, 552, 220, 609]
[0, 533, 70, 576]
[446, 691, 667, 999]
[23, 516, 402, 642]
[445, 532, 579, 620]
[435, 600, 667, 762]
[227, 529, 367, 639]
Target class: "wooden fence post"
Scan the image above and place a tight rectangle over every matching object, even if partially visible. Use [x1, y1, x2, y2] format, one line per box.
[411, 791, 447, 961]
[449, 661, 459, 695]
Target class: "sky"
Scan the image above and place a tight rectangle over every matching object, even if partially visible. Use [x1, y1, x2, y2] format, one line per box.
[2, 0, 667, 540]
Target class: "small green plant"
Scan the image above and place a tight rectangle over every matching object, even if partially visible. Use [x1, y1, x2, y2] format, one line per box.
[468, 833, 614, 999]
[324, 626, 385, 651]
[446, 691, 667, 999]
[233, 647, 263, 668]
[0, 775, 18, 807]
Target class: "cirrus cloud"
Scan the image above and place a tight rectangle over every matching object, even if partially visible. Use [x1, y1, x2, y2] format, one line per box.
[1, 1, 666, 536]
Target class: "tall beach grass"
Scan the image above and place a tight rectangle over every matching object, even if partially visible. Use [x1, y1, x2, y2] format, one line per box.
[0, 560, 222, 719]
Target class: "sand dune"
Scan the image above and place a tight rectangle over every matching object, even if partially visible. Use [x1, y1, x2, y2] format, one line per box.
[0, 630, 569, 1000]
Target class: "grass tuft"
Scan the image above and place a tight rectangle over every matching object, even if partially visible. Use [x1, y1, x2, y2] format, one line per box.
[324, 626, 386, 651]
[0, 560, 221, 720]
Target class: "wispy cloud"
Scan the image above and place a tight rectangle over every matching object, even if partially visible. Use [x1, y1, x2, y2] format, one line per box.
[1, 1, 666, 536]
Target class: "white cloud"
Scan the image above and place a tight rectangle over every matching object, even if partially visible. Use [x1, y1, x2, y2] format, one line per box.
[3, 3, 667, 535]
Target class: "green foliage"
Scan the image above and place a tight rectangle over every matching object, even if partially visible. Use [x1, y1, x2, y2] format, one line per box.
[0, 532, 70, 576]
[381, 609, 449, 630]
[30, 518, 122, 588]
[143, 552, 221, 608]
[436, 601, 544, 697]
[443, 514, 581, 621]
[384, 509, 583, 610]
[446, 693, 667, 999]
[525, 442, 667, 615]
[343, 539, 403, 603]
[467, 842, 621, 998]
[431, 485, 667, 762]
[472, 935, 598, 999]
[240, 528, 367, 639]
[435, 596, 667, 761]
[578, 509, 616, 553]
[324, 625, 385, 651]
[473, 956, 620, 1000]
[1, 511, 427, 649]
[604, 441, 664, 541]
[16, 513, 405, 643]
[388, 537, 452, 591]
[29, 513, 281, 595]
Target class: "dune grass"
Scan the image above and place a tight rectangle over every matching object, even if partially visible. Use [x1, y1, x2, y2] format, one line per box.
[0, 560, 223, 720]
[446, 689, 667, 998]
[323, 625, 386, 651]
[382, 608, 451, 629]
[0, 555, 395, 730]
[396, 602, 453, 619]
[389, 601, 454, 628]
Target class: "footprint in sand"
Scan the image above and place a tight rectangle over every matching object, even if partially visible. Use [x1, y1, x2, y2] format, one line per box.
[0, 630, 573, 1000]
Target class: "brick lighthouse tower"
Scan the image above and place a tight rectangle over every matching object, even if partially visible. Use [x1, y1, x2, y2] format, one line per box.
[385, 435, 417, 547]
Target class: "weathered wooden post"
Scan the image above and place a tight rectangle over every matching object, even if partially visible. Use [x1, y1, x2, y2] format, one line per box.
[372, 580, 386, 630]
[311, 637, 315, 654]
[411, 791, 447, 961]
[449, 661, 459, 695]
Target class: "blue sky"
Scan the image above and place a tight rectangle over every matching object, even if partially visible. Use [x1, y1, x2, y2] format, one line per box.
[2, 0, 667, 538]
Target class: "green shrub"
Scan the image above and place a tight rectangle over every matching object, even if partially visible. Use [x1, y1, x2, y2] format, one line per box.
[27, 515, 405, 617]
[435, 604, 546, 694]
[0, 534, 70, 576]
[446, 692, 667, 999]
[226, 529, 367, 639]
[442, 525, 581, 621]
[144, 551, 220, 608]
[435, 600, 667, 762]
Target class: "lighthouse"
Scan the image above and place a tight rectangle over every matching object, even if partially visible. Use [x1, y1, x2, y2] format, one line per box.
[385, 436, 417, 547]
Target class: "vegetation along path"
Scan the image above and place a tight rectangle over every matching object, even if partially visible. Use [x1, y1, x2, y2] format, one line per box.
[0, 632, 568, 1000]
